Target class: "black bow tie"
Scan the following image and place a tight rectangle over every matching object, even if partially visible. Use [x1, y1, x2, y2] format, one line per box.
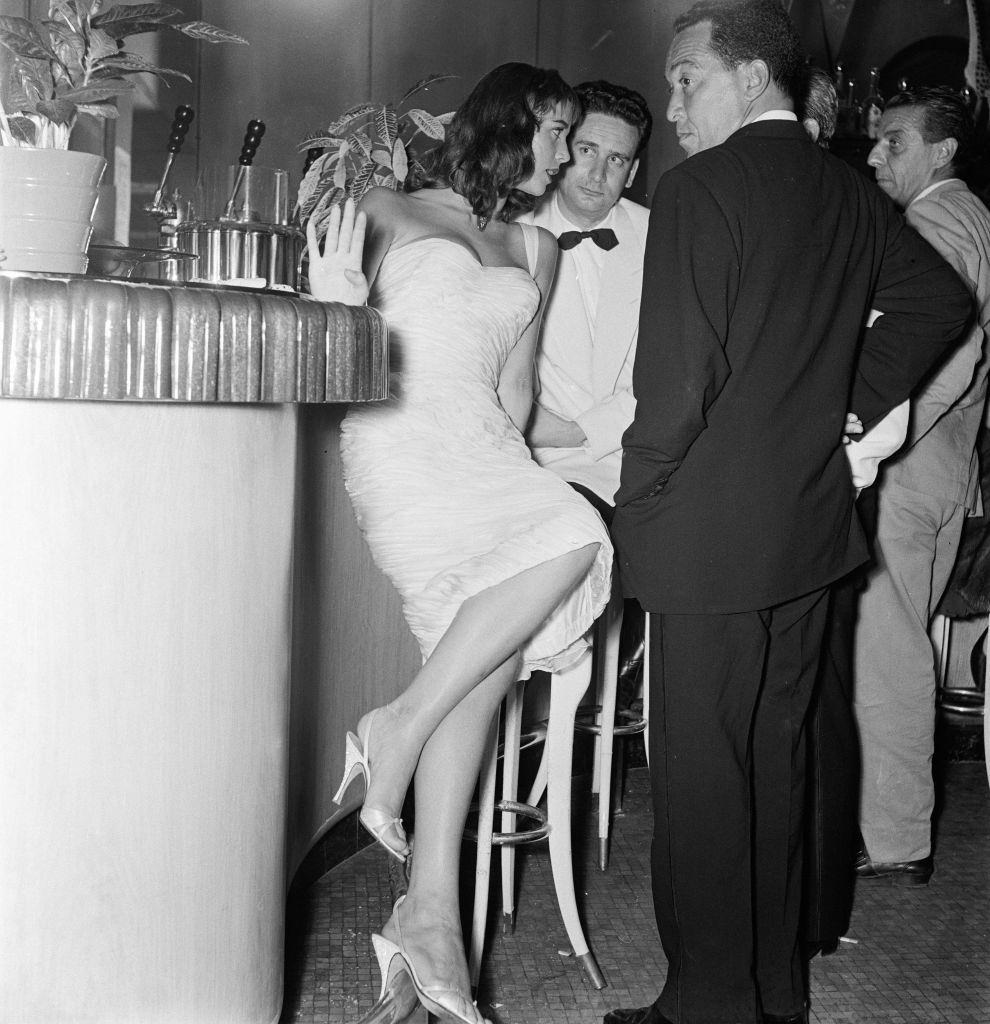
[557, 228, 619, 251]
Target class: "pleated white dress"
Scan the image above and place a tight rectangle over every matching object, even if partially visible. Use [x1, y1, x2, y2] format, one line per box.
[340, 225, 612, 677]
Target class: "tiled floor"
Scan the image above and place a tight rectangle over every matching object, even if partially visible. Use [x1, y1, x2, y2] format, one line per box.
[281, 728, 989, 1024]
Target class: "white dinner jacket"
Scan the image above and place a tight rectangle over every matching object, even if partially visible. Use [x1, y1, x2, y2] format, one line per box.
[518, 194, 650, 502]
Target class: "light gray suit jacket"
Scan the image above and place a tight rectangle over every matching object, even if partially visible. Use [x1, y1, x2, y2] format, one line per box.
[884, 179, 990, 513]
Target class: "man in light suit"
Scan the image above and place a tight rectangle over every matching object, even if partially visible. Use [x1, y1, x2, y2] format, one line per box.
[521, 79, 652, 513]
[854, 86, 990, 886]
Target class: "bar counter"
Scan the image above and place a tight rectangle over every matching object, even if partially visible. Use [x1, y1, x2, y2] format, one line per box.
[0, 271, 420, 1023]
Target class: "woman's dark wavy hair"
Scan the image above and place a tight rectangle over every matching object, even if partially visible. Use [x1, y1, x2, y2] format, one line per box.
[409, 62, 577, 224]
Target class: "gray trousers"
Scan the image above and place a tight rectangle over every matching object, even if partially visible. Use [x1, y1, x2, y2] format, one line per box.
[853, 480, 967, 862]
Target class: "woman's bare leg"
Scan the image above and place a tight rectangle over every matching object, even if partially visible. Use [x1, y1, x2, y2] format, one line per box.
[380, 653, 523, 1022]
[361, 543, 599, 829]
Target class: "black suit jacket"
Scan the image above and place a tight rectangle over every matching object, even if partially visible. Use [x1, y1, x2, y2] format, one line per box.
[613, 120, 972, 613]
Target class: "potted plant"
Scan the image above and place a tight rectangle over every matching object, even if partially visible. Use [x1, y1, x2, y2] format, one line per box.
[0, 1, 246, 273]
[295, 73, 453, 242]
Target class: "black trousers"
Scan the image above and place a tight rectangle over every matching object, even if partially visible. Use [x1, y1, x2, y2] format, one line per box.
[801, 577, 860, 948]
[648, 588, 830, 1024]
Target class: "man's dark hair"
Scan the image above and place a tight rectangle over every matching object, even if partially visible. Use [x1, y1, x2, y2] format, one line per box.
[885, 86, 975, 169]
[575, 80, 653, 157]
[410, 62, 578, 223]
[795, 64, 838, 147]
[673, 0, 804, 99]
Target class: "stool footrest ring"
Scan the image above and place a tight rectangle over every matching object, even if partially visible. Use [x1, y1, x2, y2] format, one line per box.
[464, 800, 550, 846]
[574, 705, 647, 737]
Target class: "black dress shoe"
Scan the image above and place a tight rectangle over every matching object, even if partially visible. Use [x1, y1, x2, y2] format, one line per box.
[854, 848, 933, 886]
[603, 1005, 673, 1024]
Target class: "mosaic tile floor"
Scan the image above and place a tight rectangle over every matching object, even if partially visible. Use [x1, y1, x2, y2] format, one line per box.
[281, 752, 990, 1024]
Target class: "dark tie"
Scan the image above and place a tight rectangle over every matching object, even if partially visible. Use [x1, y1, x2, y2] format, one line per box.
[557, 228, 619, 251]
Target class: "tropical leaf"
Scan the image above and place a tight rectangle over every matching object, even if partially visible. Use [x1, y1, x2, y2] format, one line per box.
[178, 21, 248, 45]
[297, 130, 344, 150]
[79, 27, 119, 62]
[374, 104, 397, 148]
[391, 137, 408, 183]
[36, 96, 77, 124]
[347, 130, 371, 161]
[0, 16, 54, 61]
[403, 107, 445, 141]
[58, 81, 135, 103]
[370, 148, 391, 165]
[399, 72, 457, 105]
[295, 152, 334, 218]
[91, 4, 180, 36]
[333, 147, 348, 189]
[349, 158, 377, 200]
[91, 53, 191, 82]
[437, 110, 456, 125]
[76, 100, 120, 119]
[5, 114, 36, 145]
[5, 56, 49, 106]
[325, 103, 376, 136]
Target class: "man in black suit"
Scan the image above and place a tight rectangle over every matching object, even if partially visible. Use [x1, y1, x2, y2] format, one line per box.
[605, 3, 972, 1024]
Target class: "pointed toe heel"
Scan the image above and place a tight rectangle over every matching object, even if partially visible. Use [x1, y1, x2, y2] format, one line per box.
[331, 713, 410, 862]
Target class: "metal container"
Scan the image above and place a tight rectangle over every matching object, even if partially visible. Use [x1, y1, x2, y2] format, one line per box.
[171, 219, 305, 290]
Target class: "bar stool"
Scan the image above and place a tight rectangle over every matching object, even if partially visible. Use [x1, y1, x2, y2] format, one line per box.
[526, 593, 648, 870]
[466, 589, 648, 991]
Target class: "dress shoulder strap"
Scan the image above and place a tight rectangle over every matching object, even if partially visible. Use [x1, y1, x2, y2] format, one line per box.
[519, 221, 540, 276]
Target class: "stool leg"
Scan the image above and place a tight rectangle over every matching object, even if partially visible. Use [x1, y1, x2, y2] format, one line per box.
[526, 741, 549, 808]
[643, 611, 650, 768]
[547, 651, 606, 989]
[596, 597, 623, 871]
[468, 711, 500, 989]
[591, 613, 606, 797]
[500, 679, 525, 933]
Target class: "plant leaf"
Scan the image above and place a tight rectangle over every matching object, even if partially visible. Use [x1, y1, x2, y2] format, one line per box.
[58, 81, 134, 102]
[36, 97, 77, 124]
[91, 53, 191, 82]
[437, 110, 456, 125]
[76, 100, 119, 119]
[374, 103, 397, 148]
[178, 21, 248, 45]
[297, 131, 344, 150]
[403, 107, 446, 141]
[349, 159, 376, 200]
[347, 131, 371, 161]
[325, 103, 376, 136]
[79, 27, 119, 62]
[391, 138, 408, 183]
[0, 16, 55, 61]
[399, 72, 458, 105]
[6, 114, 37, 145]
[91, 4, 181, 36]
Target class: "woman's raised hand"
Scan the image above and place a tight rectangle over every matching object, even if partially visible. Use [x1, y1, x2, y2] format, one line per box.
[306, 197, 370, 305]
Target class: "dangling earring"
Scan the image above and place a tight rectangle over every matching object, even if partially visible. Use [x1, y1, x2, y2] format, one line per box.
[477, 215, 490, 231]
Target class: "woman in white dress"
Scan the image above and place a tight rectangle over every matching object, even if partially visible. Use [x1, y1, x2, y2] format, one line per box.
[308, 63, 613, 1024]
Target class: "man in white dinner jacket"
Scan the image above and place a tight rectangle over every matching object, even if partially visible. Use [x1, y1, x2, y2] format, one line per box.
[520, 79, 652, 514]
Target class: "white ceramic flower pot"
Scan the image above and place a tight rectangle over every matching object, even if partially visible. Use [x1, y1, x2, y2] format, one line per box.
[0, 148, 106, 274]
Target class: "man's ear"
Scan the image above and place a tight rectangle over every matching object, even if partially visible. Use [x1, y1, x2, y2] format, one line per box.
[625, 157, 641, 189]
[741, 58, 771, 100]
[933, 136, 958, 169]
[803, 118, 821, 143]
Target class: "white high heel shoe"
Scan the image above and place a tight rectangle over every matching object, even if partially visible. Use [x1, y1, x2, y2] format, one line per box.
[331, 709, 410, 862]
[371, 896, 490, 1024]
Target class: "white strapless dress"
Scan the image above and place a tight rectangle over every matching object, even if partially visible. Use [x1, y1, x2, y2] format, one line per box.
[340, 233, 612, 676]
